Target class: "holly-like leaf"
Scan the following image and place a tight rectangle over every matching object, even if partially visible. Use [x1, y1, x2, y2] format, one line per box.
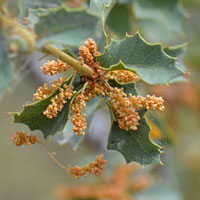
[163, 43, 188, 83]
[20, 0, 64, 17]
[12, 75, 82, 138]
[34, 6, 99, 47]
[0, 33, 12, 96]
[98, 32, 184, 84]
[105, 80, 162, 165]
[105, 3, 134, 39]
[89, 0, 116, 52]
[107, 111, 162, 165]
[164, 43, 187, 72]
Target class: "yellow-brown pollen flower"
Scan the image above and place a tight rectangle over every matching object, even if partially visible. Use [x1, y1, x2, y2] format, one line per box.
[43, 84, 76, 119]
[11, 131, 38, 147]
[68, 154, 107, 179]
[129, 94, 165, 111]
[33, 77, 67, 101]
[105, 70, 139, 83]
[107, 87, 140, 131]
[41, 60, 70, 76]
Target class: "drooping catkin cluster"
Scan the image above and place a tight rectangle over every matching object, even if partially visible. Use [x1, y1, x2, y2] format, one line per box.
[71, 93, 87, 136]
[68, 154, 107, 179]
[107, 87, 140, 131]
[105, 70, 139, 83]
[43, 84, 75, 119]
[71, 81, 106, 136]
[11, 131, 38, 147]
[33, 77, 67, 101]
[129, 94, 165, 111]
[41, 60, 69, 75]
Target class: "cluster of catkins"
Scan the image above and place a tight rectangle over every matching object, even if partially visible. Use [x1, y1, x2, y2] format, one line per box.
[32, 38, 164, 137]
[11, 38, 165, 179]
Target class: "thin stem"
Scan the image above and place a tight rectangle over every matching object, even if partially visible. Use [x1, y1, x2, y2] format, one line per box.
[42, 44, 95, 78]
[38, 142, 68, 172]
[102, 78, 114, 92]
[81, 81, 89, 94]
[70, 71, 77, 86]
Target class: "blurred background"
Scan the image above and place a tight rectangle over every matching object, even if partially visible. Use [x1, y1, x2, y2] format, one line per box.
[0, 0, 200, 200]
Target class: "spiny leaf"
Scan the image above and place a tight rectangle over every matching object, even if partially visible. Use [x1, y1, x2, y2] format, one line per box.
[98, 32, 184, 85]
[12, 75, 82, 138]
[34, 6, 99, 47]
[107, 111, 162, 165]
[164, 43, 188, 83]
[105, 81, 162, 165]
[89, 0, 115, 52]
[0, 33, 12, 96]
[164, 43, 187, 72]
[105, 3, 134, 39]
[20, 0, 64, 17]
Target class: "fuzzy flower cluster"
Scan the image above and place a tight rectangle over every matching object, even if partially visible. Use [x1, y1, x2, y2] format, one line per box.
[108, 87, 140, 131]
[71, 81, 106, 136]
[33, 77, 66, 101]
[129, 94, 165, 111]
[43, 84, 75, 119]
[11, 131, 38, 147]
[68, 154, 107, 179]
[79, 38, 104, 81]
[70, 93, 87, 136]
[41, 60, 69, 75]
[105, 70, 139, 83]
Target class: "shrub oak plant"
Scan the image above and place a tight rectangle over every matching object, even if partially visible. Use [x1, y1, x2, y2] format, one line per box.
[1, 0, 187, 179]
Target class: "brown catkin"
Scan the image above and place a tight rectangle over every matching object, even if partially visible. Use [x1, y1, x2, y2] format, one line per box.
[11, 131, 38, 147]
[129, 94, 165, 111]
[107, 87, 140, 131]
[68, 154, 107, 179]
[105, 70, 139, 83]
[33, 77, 66, 101]
[43, 84, 75, 119]
[71, 81, 106, 136]
[41, 60, 69, 76]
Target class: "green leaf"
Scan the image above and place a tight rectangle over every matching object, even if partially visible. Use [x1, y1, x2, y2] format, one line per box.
[105, 3, 134, 39]
[0, 33, 12, 96]
[12, 75, 82, 138]
[89, 0, 116, 52]
[34, 6, 99, 47]
[105, 81, 162, 165]
[164, 43, 188, 83]
[134, 0, 188, 34]
[107, 110, 162, 165]
[51, 97, 103, 150]
[89, 0, 112, 17]
[164, 43, 187, 72]
[20, 0, 64, 17]
[98, 32, 184, 84]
